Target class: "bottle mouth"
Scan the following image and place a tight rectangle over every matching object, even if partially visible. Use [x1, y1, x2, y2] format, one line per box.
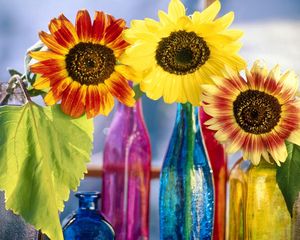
[75, 191, 101, 199]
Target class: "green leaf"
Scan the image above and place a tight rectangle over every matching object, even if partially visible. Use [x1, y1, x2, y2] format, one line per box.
[133, 84, 144, 100]
[276, 141, 300, 216]
[0, 103, 93, 240]
[7, 68, 23, 77]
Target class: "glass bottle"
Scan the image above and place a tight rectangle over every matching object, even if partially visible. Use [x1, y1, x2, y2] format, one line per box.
[101, 99, 151, 240]
[159, 103, 214, 239]
[200, 107, 227, 240]
[0, 82, 39, 240]
[62, 192, 115, 240]
[292, 193, 300, 240]
[228, 158, 291, 240]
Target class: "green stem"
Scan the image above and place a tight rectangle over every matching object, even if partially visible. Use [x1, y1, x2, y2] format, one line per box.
[183, 103, 195, 239]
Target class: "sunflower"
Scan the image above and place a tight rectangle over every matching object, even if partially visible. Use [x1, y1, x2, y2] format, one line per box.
[30, 10, 135, 118]
[202, 61, 300, 165]
[120, 0, 245, 105]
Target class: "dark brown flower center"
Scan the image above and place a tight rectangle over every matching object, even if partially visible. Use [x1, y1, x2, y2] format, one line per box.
[233, 90, 282, 134]
[65, 42, 116, 85]
[155, 30, 210, 75]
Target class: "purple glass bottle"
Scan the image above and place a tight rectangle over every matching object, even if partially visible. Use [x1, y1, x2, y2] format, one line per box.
[101, 99, 151, 240]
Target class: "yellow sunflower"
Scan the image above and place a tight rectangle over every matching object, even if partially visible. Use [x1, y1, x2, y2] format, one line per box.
[30, 10, 135, 118]
[202, 61, 300, 165]
[121, 0, 245, 105]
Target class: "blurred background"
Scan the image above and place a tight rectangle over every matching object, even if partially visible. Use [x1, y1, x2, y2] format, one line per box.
[0, 0, 299, 239]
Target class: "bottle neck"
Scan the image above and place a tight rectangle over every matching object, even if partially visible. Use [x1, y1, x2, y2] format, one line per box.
[175, 102, 199, 129]
[76, 192, 100, 211]
[115, 99, 144, 128]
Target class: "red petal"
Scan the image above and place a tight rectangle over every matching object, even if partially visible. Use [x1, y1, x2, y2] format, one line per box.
[76, 10, 92, 41]
[39, 31, 68, 54]
[30, 59, 65, 75]
[86, 85, 101, 118]
[92, 11, 106, 42]
[105, 73, 135, 107]
[104, 19, 125, 44]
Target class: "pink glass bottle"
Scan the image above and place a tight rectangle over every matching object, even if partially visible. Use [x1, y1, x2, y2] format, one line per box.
[200, 107, 227, 240]
[101, 99, 151, 240]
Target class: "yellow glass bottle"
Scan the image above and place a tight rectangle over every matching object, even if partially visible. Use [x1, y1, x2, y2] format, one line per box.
[292, 194, 300, 240]
[227, 158, 291, 240]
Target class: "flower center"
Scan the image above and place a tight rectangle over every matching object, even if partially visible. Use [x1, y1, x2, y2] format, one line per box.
[155, 30, 210, 75]
[233, 90, 282, 134]
[65, 42, 116, 85]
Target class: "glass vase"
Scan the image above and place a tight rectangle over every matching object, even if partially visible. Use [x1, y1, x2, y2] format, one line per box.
[101, 99, 151, 240]
[228, 158, 291, 240]
[292, 193, 300, 240]
[200, 107, 227, 240]
[0, 82, 39, 240]
[62, 192, 115, 240]
[159, 103, 214, 239]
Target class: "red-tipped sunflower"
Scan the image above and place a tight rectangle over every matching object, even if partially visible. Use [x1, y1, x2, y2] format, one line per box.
[30, 10, 135, 118]
[203, 61, 300, 165]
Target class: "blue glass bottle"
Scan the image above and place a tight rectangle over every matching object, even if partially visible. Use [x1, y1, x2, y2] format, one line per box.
[62, 192, 115, 240]
[159, 103, 214, 239]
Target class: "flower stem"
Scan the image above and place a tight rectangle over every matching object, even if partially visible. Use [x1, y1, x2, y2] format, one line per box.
[183, 103, 195, 239]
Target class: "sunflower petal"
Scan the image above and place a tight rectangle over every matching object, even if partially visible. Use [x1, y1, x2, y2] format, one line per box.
[287, 129, 300, 146]
[33, 76, 50, 90]
[61, 81, 82, 117]
[44, 77, 72, 105]
[39, 31, 68, 55]
[49, 18, 77, 48]
[192, 1, 221, 23]
[168, 0, 186, 21]
[92, 11, 106, 43]
[29, 51, 64, 61]
[105, 19, 126, 44]
[105, 73, 135, 107]
[115, 65, 136, 81]
[98, 84, 114, 116]
[76, 10, 92, 41]
[86, 85, 101, 118]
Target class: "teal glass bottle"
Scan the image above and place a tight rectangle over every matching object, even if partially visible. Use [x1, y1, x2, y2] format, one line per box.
[159, 103, 214, 239]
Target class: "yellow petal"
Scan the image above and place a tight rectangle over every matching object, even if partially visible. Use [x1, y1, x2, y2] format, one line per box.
[251, 60, 268, 77]
[279, 70, 298, 97]
[192, 1, 221, 23]
[268, 64, 281, 81]
[268, 143, 288, 166]
[213, 11, 234, 29]
[287, 129, 300, 146]
[158, 10, 175, 26]
[168, 0, 186, 21]
[115, 65, 137, 82]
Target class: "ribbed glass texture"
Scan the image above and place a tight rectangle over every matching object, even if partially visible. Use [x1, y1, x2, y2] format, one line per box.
[101, 100, 151, 240]
[62, 192, 115, 240]
[159, 103, 214, 240]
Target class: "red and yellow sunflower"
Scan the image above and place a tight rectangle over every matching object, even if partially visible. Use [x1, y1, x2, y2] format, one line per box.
[203, 61, 300, 165]
[30, 10, 135, 118]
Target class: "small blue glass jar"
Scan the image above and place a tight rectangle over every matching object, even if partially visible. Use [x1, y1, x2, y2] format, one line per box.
[62, 192, 115, 240]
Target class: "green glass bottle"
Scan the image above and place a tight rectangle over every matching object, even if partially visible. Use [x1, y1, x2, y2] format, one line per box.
[228, 158, 291, 240]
